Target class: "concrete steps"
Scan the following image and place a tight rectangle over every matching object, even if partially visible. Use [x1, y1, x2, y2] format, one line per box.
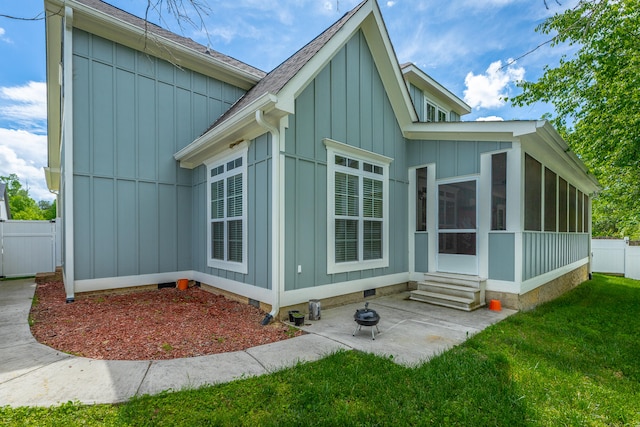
[409, 273, 486, 311]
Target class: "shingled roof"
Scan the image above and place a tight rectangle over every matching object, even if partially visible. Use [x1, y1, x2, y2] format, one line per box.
[74, 0, 266, 79]
[203, 0, 368, 134]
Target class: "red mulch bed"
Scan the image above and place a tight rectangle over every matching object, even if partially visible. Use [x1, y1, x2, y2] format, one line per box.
[29, 281, 303, 360]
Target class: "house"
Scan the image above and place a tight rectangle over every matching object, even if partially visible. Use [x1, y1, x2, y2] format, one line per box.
[44, 0, 599, 317]
[0, 183, 10, 221]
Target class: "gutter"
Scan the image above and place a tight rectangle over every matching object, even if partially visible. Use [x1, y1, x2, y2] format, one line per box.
[255, 110, 282, 325]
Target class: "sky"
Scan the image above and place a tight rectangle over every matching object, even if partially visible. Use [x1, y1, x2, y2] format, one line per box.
[0, 0, 578, 203]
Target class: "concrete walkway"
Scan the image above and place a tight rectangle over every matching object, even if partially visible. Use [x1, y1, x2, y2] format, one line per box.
[0, 279, 515, 407]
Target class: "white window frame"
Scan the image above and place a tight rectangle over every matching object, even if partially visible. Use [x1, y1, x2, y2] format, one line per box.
[205, 143, 249, 274]
[425, 98, 449, 123]
[324, 138, 392, 274]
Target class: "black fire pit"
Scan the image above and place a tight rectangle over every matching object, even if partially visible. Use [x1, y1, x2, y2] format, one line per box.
[353, 302, 380, 340]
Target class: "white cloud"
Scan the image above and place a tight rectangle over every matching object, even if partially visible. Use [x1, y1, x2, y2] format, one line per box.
[0, 128, 51, 202]
[475, 116, 505, 122]
[0, 27, 10, 43]
[463, 60, 524, 109]
[387, 1, 397, 6]
[0, 81, 47, 132]
[0, 81, 51, 201]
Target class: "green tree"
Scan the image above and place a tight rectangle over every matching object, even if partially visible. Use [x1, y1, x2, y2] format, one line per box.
[512, 0, 640, 238]
[0, 174, 56, 220]
[38, 199, 57, 221]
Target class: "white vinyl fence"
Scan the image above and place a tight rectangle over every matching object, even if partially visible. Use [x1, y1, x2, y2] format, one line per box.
[591, 238, 640, 280]
[0, 220, 57, 278]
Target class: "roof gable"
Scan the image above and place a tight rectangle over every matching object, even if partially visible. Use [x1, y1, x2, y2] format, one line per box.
[177, 0, 418, 167]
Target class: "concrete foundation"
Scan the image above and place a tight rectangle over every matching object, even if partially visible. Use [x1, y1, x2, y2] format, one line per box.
[486, 263, 589, 311]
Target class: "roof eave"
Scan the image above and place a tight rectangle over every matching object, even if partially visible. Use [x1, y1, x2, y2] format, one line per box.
[402, 64, 472, 115]
[48, 0, 263, 90]
[274, 0, 418, 132]
[404, 120, 538, 141]
[174, 93, 279, 168]
[44, 1, 64, 192]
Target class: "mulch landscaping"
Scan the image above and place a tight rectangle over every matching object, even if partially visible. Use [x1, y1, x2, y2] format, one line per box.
[29, 281, 303, 360]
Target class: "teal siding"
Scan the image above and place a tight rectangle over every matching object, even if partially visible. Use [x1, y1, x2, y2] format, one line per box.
[71, 29, 244, 281]
[408, 84, 424, 121]
[414, 233, 429, 272]
[522, 232, 589, 281]
[190, 134, 273, 289]
[407, 140, 512, 179]
[283, 31, 408, 291]
[488, 233, 515, 281]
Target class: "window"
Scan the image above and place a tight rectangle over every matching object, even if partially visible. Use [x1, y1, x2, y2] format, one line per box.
[524, 154, 542, 231]
[491, 153, 507, 230]
[206, 146, 248, 274]
[426, 103, 436, 122]
[425, 100, 449, 122]
[325, 139, 391, 274]
[416, 167, 427, 231]
[544, 168, 557, 232]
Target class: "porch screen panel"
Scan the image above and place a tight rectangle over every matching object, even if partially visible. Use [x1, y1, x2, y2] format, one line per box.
[416, 167, 427, 231]
[559, 177, 568, 232]
[569, 185, 577, 232]
[583, 194, 589, 232]
[577, 190, 584, 232]
[491, 153, 506, 231]
[524, 154, 542, 231]
[438, 180, 476, 255]
[544, 168, 557, 232]
[438, 181, 476, 230]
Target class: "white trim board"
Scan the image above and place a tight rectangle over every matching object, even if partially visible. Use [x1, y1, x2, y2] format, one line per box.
[280, 272, 409, 307]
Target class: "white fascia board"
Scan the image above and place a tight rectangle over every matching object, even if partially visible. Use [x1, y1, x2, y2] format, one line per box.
[403, 121, 537, 142]
[51, 0, 262, 90]
[275, 2, 373, 109]
[174, 93, 279, 168]
[362, 6, 419, 128]
[44, 2, 63, 183]
[402, 64, 471, 115]
[275, 0, 418, 128]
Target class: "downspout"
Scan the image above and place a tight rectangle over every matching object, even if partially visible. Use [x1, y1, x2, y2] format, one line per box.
[255, 110, 281, 324]
[63, 6, 75, 303]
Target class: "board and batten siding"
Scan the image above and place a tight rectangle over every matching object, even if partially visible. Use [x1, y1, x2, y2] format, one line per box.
[407, 140, 512, 179]
[71, 29, 245, 281]
[408, 83, 424, 122]
[190, 134, 273, 290]
[409, 140, 512, 273]
[283, 30, 408, 291]
[488, 232, 515, 281]
[522, 232, 589, 281]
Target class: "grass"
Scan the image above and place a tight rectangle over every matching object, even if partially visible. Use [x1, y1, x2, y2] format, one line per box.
[2, 274, 639, 426]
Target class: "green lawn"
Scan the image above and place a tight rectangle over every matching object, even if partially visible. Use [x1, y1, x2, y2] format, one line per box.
[2, 274, 639, 426]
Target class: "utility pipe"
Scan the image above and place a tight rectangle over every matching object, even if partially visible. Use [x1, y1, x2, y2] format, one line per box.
[255, 109, 281, 324]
